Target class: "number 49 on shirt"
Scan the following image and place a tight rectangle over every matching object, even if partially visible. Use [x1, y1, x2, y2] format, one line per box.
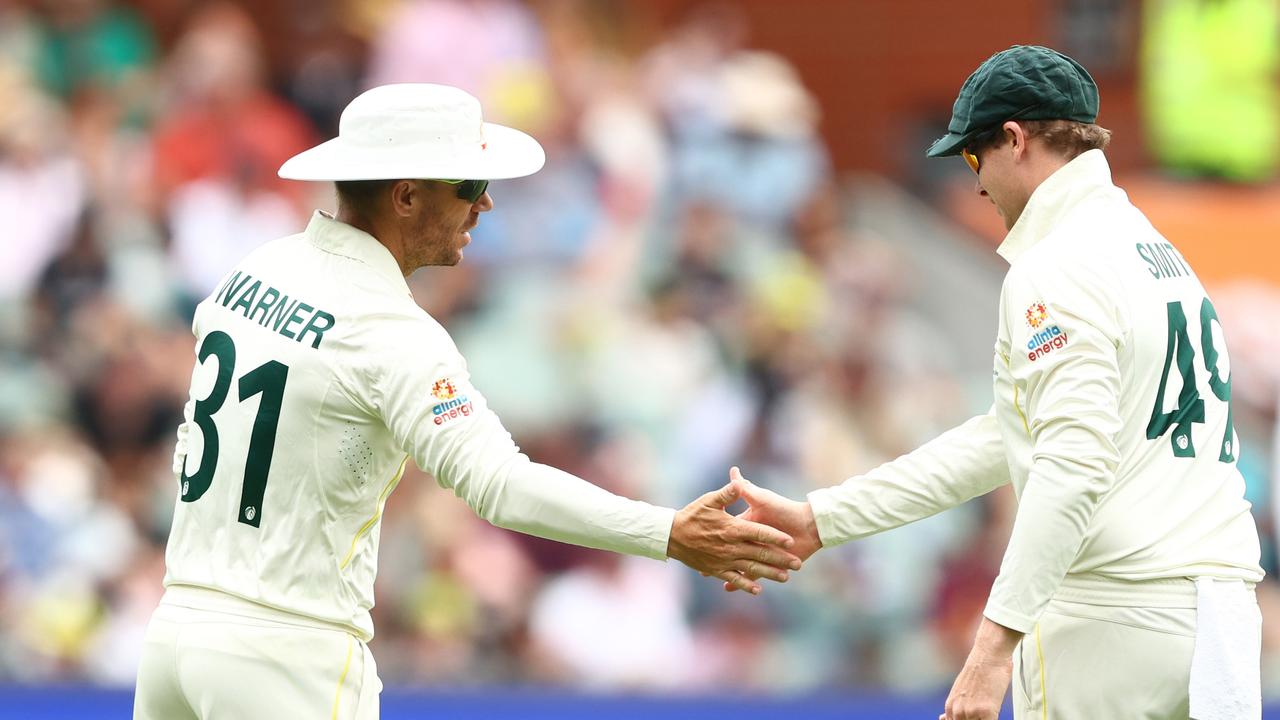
[1147, 298, 1234, 463]
[180, 331, 289, 528]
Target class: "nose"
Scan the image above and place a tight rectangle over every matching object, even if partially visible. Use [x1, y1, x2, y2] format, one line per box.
[475, 191, 494, 212]
[974, 177, 987, 198]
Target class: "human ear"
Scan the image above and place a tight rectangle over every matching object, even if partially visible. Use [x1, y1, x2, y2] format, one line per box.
[390, 180, 418, 218]
[1005, 121, 1028, 158]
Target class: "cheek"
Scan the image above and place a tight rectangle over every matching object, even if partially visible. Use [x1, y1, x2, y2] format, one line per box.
[981, 174, 1009, 203]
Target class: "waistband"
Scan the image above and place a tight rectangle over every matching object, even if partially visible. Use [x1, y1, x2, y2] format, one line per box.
[161, 584, 365, 639]
[1053, 573, 1256, 608]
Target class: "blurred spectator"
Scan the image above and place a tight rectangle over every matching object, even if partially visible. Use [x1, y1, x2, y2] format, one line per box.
[0, 0, 39, 72]
[151, 2, 317, 298]
[529, 553, 694, 689]
[660, 50, 829, 230]
[0, 69, 85, 302]
[31, 0, 156, 104]
[365, 0, 548, 115]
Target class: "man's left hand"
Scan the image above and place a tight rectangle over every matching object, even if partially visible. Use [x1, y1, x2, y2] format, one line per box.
[667, 481, 802, 594]
[941, 617, 1022, 720]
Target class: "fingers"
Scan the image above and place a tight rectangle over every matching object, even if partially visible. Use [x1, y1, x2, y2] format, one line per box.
[751, 542, 803, 572]
[730, 465, 763, 497]
[716, 569, 760, 595]
[730, 465, 756, 502]
[730, 517, 796, 551]
[701, 481, 741, 510]
[734, 559, 788, 583]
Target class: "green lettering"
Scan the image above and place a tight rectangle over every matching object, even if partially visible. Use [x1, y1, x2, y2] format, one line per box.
[280, 302, 313, 340]
[1153, 244, 1175, 278]
[1157, 240, 1172, 274]
[229, 280, 261, 316]
[250, 287, 281, 325]
[297, 310, 336, 349]
[217, 272, 250, 307]
[1136, 243, 1160, 279]
[269, 297, 297, 332]
[1164, 243, 1190, 276]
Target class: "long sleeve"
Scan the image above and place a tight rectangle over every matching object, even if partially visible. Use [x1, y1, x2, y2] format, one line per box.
[807, 409, 1010, 547]
[983, 255, 1124, 633]
[370, 316, 674, 560]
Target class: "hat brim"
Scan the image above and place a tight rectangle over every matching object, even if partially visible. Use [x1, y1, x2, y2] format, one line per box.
[925, 130, 973, 158]
[278, 122, 546, 181]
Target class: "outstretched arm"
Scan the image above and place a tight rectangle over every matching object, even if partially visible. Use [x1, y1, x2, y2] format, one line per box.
[722, 410, 1008, 592]
[369, 322, 801, 594]
[807, 409, 1009, 546]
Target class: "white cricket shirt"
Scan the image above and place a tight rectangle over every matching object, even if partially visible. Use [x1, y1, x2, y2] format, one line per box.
[809, 150, 1262, 633]
[164, 211, 675, 640]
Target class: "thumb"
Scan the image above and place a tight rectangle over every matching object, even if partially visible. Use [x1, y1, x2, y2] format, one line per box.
[730, 466, 758, 499]
[704, 481, 741, 509]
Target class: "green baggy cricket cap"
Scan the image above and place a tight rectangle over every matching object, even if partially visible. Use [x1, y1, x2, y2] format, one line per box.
[926, 45, 1099, 158]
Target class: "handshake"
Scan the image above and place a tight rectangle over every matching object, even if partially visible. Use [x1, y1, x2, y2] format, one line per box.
[665, 467, 822, 595]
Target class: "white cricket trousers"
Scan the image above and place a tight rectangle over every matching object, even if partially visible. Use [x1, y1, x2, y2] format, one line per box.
[134, 586, 382, 720]
[1011, 575, 1259, 720]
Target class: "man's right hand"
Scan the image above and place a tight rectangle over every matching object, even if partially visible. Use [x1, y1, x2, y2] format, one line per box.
[721, 466, 823, 592]
[667, 481, 803, 595]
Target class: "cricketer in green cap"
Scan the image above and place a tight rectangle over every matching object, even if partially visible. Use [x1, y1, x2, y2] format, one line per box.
[927, 44, 1099, 159]
[726, 41, 1262, 720]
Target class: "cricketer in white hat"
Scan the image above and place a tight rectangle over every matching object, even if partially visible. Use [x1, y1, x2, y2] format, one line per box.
[135, 83, 802, 720]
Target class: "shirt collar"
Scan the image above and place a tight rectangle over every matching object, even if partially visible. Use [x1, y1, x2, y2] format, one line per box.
[304, 210, 410, 296]
[997, 149, 1116, 264]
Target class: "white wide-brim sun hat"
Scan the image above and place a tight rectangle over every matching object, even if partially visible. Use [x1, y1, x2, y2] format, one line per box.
[278, 83, 545, 181]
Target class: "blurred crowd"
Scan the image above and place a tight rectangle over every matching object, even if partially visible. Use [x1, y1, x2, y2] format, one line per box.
[0, 0, 1275, 699]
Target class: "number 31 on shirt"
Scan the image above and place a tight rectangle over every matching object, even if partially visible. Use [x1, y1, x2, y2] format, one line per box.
[180, 331, 289, 528]
[1147, 298, 1234, 463]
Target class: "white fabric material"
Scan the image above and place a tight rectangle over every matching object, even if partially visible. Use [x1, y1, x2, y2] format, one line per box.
[808, 150, 1263, 635]
[134, 592, 381, 720]
[164, 211, 674, 641]
[277, 83, 545, 181]
[1013, 594, 1197, 719]
[1189, 578, 1262, 720]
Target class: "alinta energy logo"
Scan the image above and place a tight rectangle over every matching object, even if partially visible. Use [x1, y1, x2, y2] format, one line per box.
[430, 377, 472, 426]
[1023, 301, 1069, 362]
[1025, 302, 1049, 329]
[431, 378, 457, 401]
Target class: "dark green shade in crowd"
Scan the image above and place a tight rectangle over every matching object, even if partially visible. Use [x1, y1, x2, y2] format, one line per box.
[926, 44, 1100, 158]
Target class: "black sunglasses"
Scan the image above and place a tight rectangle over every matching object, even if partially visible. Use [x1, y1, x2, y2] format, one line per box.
[437, 179, 490, 203]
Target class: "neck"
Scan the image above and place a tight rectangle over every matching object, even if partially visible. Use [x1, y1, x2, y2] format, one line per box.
[335, 205, 412, 277]
[1026, 156, 1069, 195]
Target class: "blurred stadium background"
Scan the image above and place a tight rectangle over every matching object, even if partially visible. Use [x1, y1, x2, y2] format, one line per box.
[1, 0, 1279, 717]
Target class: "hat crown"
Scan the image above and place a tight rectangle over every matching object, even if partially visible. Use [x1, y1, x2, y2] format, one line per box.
[277, 82, 544, 182]
[926, 45, 1099, 158]
[339, 84, 484, 150]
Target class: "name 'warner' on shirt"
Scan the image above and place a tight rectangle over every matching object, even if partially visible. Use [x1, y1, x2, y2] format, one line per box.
[212, 271, 336, 349]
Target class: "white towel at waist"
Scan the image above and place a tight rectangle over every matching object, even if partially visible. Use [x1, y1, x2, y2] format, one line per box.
[1189, 577, 1261, 720]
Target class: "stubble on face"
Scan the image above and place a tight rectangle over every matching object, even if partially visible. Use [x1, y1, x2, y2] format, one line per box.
[406, 181, 475, 270]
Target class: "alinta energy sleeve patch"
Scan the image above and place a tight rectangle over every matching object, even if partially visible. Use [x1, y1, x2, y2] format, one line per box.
[429, 377, 474, 426]
[1023, 301, 1070, 362]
